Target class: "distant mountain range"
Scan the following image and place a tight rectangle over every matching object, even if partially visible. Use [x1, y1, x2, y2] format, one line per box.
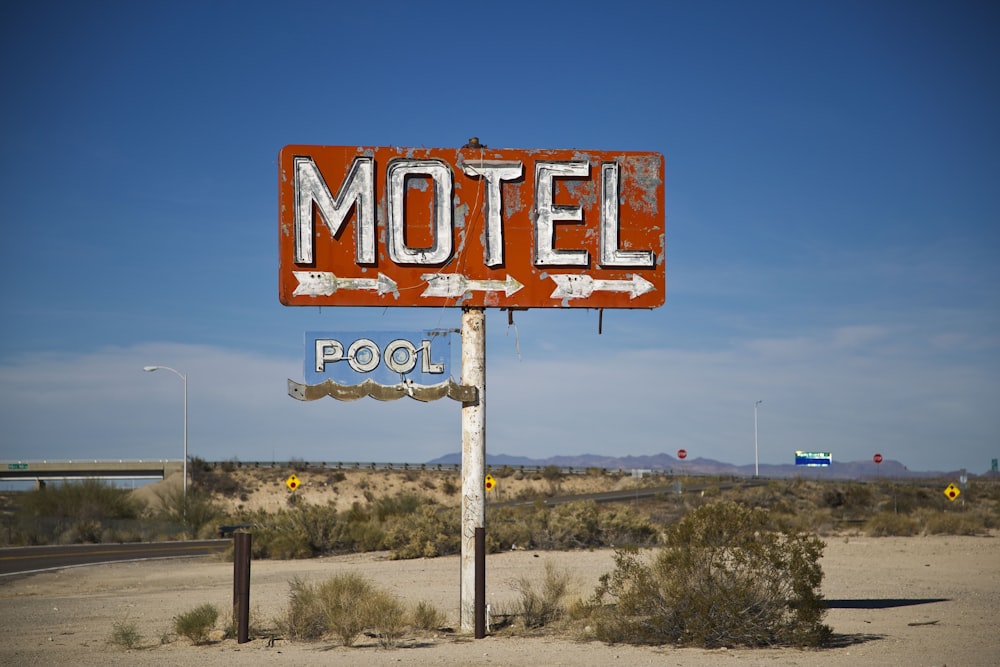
[427, 452, 987, 480]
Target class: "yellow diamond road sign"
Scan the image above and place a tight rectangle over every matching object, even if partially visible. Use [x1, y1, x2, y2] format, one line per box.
[944, 483, 960, 501]
[287, 474, 301, 491]
[485, 474, 496, 492]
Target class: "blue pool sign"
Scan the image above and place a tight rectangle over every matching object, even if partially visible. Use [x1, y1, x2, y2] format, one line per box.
[305, 331, 451, 386]
[795, 451, 833, 467]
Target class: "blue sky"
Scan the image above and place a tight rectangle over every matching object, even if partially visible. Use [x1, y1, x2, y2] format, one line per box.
[1, 1, 997, 474]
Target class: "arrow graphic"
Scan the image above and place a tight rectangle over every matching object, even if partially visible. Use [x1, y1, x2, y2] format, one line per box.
[420, 273, 524, 298]
[292, 271, 398, 297]
[549, 273, 656, 300]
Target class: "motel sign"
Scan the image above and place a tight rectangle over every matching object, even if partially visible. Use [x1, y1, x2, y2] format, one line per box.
[278, 145, 665, 309]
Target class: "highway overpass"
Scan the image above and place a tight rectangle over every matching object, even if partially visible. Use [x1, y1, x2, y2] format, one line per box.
[1, 460, 183, 486]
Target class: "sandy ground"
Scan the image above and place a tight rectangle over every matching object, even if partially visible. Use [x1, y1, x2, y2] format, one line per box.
[1, 535, 997, 666]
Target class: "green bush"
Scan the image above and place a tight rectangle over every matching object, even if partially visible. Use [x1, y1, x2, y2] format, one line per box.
[541, 465, 563, 482]
[589, 501, 829, 648]
[373, 491, 424, 522]
[173, 603, 219, 644]
[154, 486, 222, 536]
[108, 618, 143, 649]
[241, 502, 388, 559]
[10, 480, 147, 545]
[384, 505, 460, 559]
[486, 501, 658, 553]
[20, 479, 143, 522]
[822, 483, 874, 512]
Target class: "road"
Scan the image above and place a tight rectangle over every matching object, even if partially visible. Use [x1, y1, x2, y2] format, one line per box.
[0, 540, 229, 577]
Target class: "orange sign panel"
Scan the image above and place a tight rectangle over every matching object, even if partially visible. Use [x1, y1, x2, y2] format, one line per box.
[278, 145, 665, 309]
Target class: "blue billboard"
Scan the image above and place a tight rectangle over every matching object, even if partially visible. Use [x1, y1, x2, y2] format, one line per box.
[795, 451, 832, 467]
[305, 331, 452, 386]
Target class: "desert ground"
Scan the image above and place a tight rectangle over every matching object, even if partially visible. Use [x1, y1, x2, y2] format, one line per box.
[1, 534, 997, 666]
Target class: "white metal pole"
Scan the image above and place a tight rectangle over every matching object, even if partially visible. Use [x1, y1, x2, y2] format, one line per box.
[144, 365, 188, 501]
[460, 307, 486, 632]
[754, 399, 762, 478]
[182, 372, 188, 500]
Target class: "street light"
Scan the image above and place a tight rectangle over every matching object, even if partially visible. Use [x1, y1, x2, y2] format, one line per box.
[144, 365, 187, 499]
[754, 400, 763, 478]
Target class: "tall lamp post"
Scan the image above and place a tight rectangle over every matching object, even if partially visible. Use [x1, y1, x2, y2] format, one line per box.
[144, 366, 187, 499]
[754, 399, 763, 478]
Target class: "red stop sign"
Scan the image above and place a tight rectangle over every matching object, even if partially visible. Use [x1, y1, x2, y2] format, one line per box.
[873, 453, 883, 464]
[677, 449, 687, 460]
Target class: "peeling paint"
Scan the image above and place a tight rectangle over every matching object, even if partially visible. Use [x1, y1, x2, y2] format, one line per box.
[279, 145, 664, 309]
[287, 377, 476, 403]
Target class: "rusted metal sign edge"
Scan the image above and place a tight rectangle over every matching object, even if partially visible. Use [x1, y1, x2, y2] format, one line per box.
[278, 145, 665, 309]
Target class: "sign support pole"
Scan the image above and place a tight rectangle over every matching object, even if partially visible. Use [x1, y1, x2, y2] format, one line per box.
[460, 306, 486, 632]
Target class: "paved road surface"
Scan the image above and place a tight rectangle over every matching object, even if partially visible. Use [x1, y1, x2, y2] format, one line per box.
[0, 540, 229, 577]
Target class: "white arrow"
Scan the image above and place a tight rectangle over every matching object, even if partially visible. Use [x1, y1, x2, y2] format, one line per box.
[420, 273, 524, 298]
[549, 273, 655, 299]
[292, 271, 398, 297]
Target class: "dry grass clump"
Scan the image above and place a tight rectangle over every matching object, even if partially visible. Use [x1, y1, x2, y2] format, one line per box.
[511, 561, 574, 629]
[920, 510, 989, 535]
[864, 511, 922, 536]
[108, 617, 144, 650]
[280, 573, 444, 648]
[173, 603, 219, 644]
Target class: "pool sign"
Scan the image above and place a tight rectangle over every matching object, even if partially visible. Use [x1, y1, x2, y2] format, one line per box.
[278, 145, 665, 309]
[305, 330, 450, 386]
[795, 451, 832, 467]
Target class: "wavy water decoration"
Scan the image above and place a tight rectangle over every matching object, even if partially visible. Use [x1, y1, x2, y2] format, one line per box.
[287, 378, 477, 403]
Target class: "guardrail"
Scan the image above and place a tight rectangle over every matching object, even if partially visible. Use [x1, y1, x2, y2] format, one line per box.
[203, 460, 708, 478]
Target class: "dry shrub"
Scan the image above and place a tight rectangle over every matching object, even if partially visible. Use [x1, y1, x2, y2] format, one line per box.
[920, 510, 988, 535]
[864, 511, 920, 537]
[365, 589, 407, 647]
[487, 501, 658, 553]
[173, 603, 219, 644]
[511, 560, 573, 628]
[282, 578, 326, 639]
[281, 573, 407, 647]
[411, 600, 447, 631]
[440, 476, 459, 495]
[385, 505, 460, 559]
[774, 508, 837, 536]
[319, 573, 374, 646]
[108, 618, 143, 650]
[589, 501, 829, 648]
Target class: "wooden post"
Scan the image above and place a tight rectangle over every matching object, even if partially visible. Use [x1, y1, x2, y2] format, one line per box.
[233, 532, 251, 644]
